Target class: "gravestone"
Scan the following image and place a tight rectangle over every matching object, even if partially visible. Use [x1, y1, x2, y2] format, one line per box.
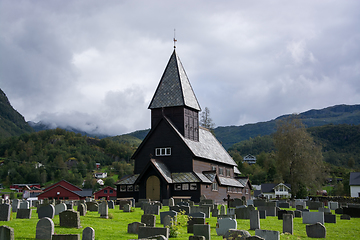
[99, 201, 108, 219]
[187, 217, 206, 233]
[253, 199, 266, 207]
[328, 201, 338, 210]
[211, 208, 219, 217]
[278, 202, 290, 208]
[294, 210, 302, 218]
[128, 222, 146, 234]
[0, 204, 11, 221]
[247, 199, 254, 206]
[318, 207, 331, 213]
[20, 201, 30, 209]
[343, 207, 360, 218]
[302, 211, 324, 224]
[77, 203, 86, 216]
[220, 205, 226, 215]
[38, 204, 55, 219]
[107, 200, 114, 209]
[0, 225, 14, 240]
[66, 201, 74, 210]
[306, 222, 326, 238]
[259, 210, 266, 219]
[335, 208, 343, 214]
[307, 201, 323, 210]
[223, 229, 250, 240]
[52, 234, 80, 240]
[36, 217, 54, 240]
[11, 200, 19, 213]
[163, 215, 174, 228]
[235, 206, 251, 219]
[340, 214, 351, 220]
[171, 205, 190, 215]
[189, 236, 205, 240]
[255, 229, 280, 240]
[283, 214, 293, 234]
[82, 226, 95, 240]
[250, 210, 260, 230]
[86, 202, 98, 212]
[216, 218, 237, 236]
[296, 205, 304, 210]
[193, 224, 211, 240]
[59, 210, 81, 228]
[324, 214, 336, 223]
[160, 211, 177, 224]
[169, 198, 174, 207]
[55, 203, 67, 215]
[144, 204, 160, 215]
[138, 226, 169, 239]
[141, 214, 156, 227]
[124, 204, 131, 212]
[189, 212, 206, 219]
[257, 206, 276, 216]
[16, 208, 32, 219]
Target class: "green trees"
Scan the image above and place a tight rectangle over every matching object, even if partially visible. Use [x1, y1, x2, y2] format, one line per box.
[200, 107, 215, 130]
[273, 115, 325, 197]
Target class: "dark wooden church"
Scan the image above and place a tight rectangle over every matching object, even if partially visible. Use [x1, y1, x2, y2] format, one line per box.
[116, 49, 251, 203]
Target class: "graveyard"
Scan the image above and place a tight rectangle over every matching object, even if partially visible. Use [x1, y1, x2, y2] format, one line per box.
[0, 199, 360, 239]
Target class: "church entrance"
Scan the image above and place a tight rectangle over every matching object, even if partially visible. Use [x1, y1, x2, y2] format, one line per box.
[146, 175, 160, 200]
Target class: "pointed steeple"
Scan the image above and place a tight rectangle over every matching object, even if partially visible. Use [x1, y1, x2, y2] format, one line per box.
[148, 50, 201, 111]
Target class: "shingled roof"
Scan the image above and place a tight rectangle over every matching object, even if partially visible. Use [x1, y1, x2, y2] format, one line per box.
[148, 49, 201, 111]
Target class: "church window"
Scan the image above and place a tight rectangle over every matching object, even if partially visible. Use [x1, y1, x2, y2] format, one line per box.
[156, 147, 171, 156]
[174, 184, 181, 191]
[182, 184, 189, 190]
[120, 185, 127, 192]
[212, 165, 217, 171]
[190, 183, 197, 190]
[226, 169, 231, 177]
[127, 185, 133, 192]
[219, 167, 224, 176]
[212, 182, 218, 191]
[227, 186, 232, 192]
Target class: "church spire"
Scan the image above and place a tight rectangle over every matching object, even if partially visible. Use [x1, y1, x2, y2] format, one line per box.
[148, 50, 201, 111]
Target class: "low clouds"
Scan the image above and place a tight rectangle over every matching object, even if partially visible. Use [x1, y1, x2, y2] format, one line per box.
[0, 0, 359, 136]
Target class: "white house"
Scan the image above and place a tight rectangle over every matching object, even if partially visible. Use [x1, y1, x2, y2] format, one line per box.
[243, 154, 256, 165]
[94, 172, 108, 179]
[261, 183, 291, 199]
[350, 172, 360, 197]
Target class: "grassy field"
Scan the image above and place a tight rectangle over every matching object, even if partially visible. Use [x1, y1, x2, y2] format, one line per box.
[1, 206, 360, 239]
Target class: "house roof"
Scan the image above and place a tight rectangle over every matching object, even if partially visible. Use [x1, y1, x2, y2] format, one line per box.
[43, 179, 82, 192]
[350, 172, 360, 186]
[236, 177, 252, 190]
[261, 183, 291, 193]
[148, 49, 201, 111]
[93, 186, 116, 195]
[218, 176, 244, 187]
[37, 185, 82, 198]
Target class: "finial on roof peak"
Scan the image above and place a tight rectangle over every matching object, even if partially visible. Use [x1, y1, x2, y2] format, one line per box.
[173, 29, 177, 49]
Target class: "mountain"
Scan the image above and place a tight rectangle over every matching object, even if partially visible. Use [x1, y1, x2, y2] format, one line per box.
[0, 89, 33, 139]
[214, 104, 360, 149]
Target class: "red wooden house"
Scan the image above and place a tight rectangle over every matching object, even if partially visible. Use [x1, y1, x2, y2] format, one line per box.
[37, 180, 92, 200]
[94, 186, 116, 200]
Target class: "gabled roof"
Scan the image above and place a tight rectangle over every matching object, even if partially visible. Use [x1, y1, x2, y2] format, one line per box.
[94, 186, 116, 195]
[236, 177, 252, 190]
[148, 49, 201, 111]
[37, 185, 82, 198]
[261, 183, 291, 193]
[43, 179, 82, 192]
[350, 172, 360, 186]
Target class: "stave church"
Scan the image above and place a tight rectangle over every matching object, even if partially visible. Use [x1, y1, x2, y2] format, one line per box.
[116, 47, 251, 203]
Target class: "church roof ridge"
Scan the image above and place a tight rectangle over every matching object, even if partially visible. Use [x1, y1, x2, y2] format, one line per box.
[148, 49, 201, 111]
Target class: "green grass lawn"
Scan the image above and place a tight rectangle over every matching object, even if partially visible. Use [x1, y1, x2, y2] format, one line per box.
[1, 206, 360, 239]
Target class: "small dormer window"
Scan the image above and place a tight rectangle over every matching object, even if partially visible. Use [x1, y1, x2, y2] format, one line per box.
[155, 147, 171, 156]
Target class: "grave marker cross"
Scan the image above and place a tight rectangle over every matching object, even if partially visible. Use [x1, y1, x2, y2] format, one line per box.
[223, 194, 234, 210]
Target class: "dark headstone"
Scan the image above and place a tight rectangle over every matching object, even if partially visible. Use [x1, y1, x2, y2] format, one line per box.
[86, 202, 98, 212]
[38, 204, 55, 219]
[306, 222, 326, 238]
[335, 208, 343, 214]
[36, 217, 54, 240]
[52, 234, 80, 240]
[82, 226, 95, 240]
[283, 214, 293, 235]
[340, 214, 351, 220]
[193, 224, 210, 240]
[278, 202, 290, 208]
[160, 210, 177, 224]
[59, 210, 81, 228]
[16, 208, 32, 219]
[77, 203, 86, 216]
[0, 225, 14, 240]
[187, 217, 206, 233]
[343, 207, 360, 218]
[324, 214, 336, 223]
[255, 229, 280, 240]
[259, 210, 266, 219]
[141, 214, 156, 227]
[138, 226, 169, 239]
[128, 222, 146, 234]
[0, 204, 11, 221]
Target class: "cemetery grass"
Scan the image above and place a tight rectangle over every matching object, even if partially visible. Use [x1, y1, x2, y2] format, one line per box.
[1, 207, 360, 239]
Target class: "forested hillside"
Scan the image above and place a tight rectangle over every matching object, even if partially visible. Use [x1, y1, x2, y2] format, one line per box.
[0, 89, 33, 139]
[0, 128, 135, 187]
[228, 124, 360, 168]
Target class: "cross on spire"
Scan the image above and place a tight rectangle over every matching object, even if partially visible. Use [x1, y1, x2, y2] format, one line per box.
[173, 29, 177, 48]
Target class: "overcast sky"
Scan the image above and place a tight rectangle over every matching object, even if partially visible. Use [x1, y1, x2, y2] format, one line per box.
[1, 0, 359, 136]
